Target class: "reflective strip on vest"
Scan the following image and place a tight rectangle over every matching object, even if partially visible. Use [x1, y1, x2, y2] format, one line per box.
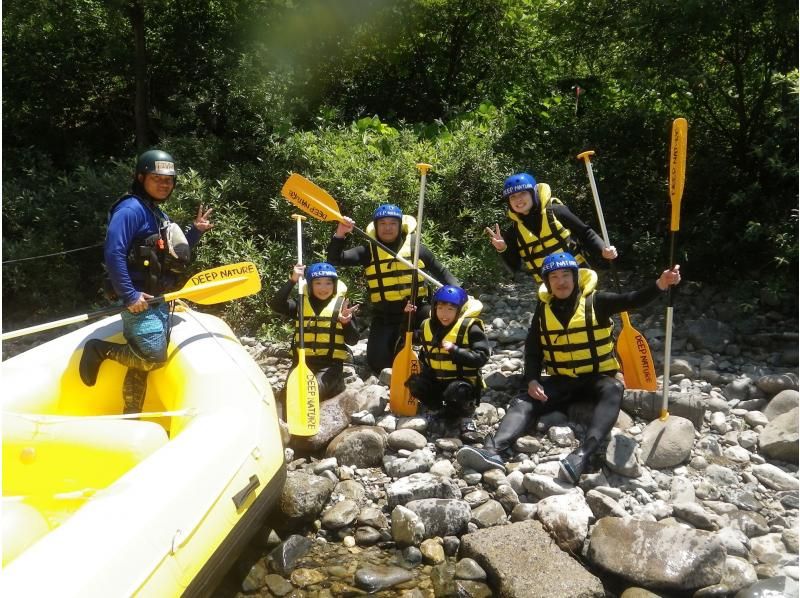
[294, 291, 349, 361]
[364, 216, 428, 303]
[420, 316, 484, 384]
[508, 184, 587, 283]
[539, 293, 620, 376]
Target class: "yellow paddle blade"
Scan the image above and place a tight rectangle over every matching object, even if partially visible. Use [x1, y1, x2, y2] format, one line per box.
[615, 312, 657, 391]
[281, 173, 343, 223]
[286, 353, 320, 436]
[169, 262, 261, 305]
[390, 336, 420, 416]
[668, 117, 688, 231]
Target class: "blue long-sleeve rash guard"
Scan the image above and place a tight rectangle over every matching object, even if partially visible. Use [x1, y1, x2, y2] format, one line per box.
[105, 196, 202, 306]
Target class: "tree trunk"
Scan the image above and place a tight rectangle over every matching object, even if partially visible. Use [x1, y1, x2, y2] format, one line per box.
[129, 0, 149, 149]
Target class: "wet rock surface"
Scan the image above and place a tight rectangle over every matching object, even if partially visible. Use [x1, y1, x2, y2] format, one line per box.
[218, 274, 798, 597]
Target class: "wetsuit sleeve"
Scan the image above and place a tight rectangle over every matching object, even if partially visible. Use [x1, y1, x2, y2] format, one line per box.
[593, 284, 663, 323]
[451, 323, 491, 368]
[551, 204, 606, 257]
[184, 224, 203, 248]
[105, 204, 145, 306]
[342, 318, 360, 345]
[269, 279, 298, 317]
[326, 236, 372, 266]
[498, 225, 522, 272]
[523, 305, 544, 382]
[419, 245, 460, 286]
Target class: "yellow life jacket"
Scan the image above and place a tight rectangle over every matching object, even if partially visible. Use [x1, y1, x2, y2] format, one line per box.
[420, 309, 485, 385]
[507, 183, 587, 283]
[536, 269, 620, 377]
[364, 215, 428, 303]
[294, 281, 350, 362]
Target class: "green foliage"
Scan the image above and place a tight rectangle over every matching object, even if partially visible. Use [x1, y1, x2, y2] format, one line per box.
[2, 0, 798, 341]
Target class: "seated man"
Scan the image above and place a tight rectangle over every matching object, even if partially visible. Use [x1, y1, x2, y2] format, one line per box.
[457, 252, 681, 482]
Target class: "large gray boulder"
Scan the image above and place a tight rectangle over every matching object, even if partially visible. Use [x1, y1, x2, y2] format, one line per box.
[587, 517, 726, 592]
[459, 520, 604, 597]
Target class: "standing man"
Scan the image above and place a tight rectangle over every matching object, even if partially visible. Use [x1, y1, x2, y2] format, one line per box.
[79, 149, 214, 413]
[458, 252, 681, 482]
[327, 204, 459, 374]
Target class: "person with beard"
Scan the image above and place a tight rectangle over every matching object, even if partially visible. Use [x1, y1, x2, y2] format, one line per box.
[269, 262, 360, 401]
[403, 285, 490, 442]
[485, 172, 617, 283]
[326, 204, 459, 374]
[79, 149, 213, 413]
[457, 252, 681, 482]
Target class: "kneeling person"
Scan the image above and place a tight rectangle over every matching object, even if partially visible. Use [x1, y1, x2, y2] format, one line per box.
[270, 262, 360, 401]
[406, 285, 490, 441]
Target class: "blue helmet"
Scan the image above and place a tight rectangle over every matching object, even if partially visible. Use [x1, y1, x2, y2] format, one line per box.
[306, 262, 338, 284]
[502, 173, 537, 199]
[541, 252, 579, 278]
[432, 285, 468, 310]
[373, 203, 403, 221]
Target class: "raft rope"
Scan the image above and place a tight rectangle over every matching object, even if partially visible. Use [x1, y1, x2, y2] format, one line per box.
[2, 243, 104, 265]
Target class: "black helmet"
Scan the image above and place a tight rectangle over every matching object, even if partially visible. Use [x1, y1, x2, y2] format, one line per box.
[135, 149, 176, 177]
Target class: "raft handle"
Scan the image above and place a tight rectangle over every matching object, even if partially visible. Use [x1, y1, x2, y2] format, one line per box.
[232, 475, 260, 510]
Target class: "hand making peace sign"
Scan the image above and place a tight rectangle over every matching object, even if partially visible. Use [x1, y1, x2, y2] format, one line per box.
[194, 204, 214, 232]
[484, 223, 507, 251]
[338, 298, 360, 325]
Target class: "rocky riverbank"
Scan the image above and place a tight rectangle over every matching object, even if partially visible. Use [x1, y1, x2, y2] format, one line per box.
[224, 274, 798, 598]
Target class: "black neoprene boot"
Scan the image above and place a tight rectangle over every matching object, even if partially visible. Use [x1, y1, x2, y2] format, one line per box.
[79, 340, 119, 386]
[559, 437, 600, 485]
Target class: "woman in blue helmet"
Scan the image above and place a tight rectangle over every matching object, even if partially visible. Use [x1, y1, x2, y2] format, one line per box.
[403, 285, 490, 441]
[270, 261, 360, 400]
[79, 149, 214, 414]
[327, 204, 459, 374]
[458, 252, 681, 482]
[485, 172, 617, 284]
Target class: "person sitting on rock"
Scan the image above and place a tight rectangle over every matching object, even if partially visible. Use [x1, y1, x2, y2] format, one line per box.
[269, 262, 360, 401]
[403, 285, 490, 442]
[485, 172, 617, 284]
[457, 252, 681, 481]
[327, 204, 459, 374]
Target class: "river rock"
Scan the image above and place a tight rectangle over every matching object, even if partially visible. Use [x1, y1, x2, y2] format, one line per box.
[640, 416, 695, 468]
[278, 472, 334, 522]
[587, 517, 726, 591]
[325, 425, 388, 467]
[758, 407, 799, 462]
[763, 389, 800, 420]
[460, 519, 604, 597]
[405, 498, 472, 538]
[353, 564, 414, 592]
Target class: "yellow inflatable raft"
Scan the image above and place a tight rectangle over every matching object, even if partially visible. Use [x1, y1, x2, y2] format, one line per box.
[2, 306, 286, 596]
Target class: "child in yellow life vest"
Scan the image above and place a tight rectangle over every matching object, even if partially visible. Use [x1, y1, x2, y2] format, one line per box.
[269, 262, 360, 400]
[404, 285, 491, 442]
[484, 172, 618, 284]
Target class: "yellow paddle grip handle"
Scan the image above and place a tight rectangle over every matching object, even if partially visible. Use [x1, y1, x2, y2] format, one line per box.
[576, 150, 595, 163]
[291, 214, 307, 222]
[416, 163, 432, 174]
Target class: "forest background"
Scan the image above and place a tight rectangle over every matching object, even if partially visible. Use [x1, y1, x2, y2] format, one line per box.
[2, 0, 798, 342]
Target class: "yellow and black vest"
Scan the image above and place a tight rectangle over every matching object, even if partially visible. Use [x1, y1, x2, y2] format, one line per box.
[364, 215, 428, 303]
[294, 281, 350, 362]
[507, 183, 587, 283]
[536, 269, 620, 377]
[420, 314, 485, 385]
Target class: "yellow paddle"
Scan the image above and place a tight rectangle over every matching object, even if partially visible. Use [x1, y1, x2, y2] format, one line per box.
[389, 163, 432, 416]
[1, 262, 262, 341]
[280, 173, 443, 289]
[286, 214, 320, 436]
[577, 151, 657, 391]
[661, 117, 688, 420]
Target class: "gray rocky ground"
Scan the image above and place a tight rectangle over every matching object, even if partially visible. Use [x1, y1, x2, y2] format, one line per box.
[222, 273, 798, 597]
